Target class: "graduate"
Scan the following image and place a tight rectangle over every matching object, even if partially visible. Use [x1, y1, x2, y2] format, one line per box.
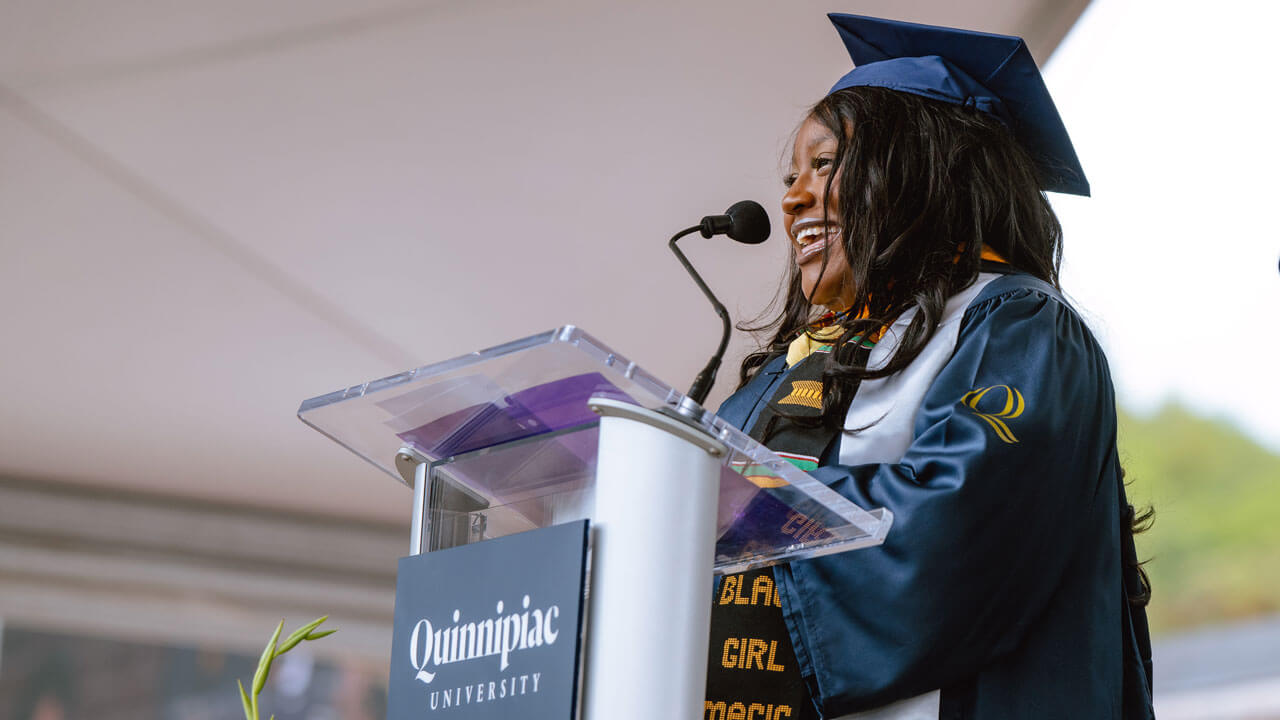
[704, 14, 1154, 720]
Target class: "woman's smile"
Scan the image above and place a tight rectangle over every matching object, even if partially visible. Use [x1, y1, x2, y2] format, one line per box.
[791, 220, 841, 265]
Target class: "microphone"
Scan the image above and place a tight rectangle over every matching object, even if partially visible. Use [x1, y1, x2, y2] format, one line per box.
[699, 200, 771, 244]
[669, 201, 772, 406]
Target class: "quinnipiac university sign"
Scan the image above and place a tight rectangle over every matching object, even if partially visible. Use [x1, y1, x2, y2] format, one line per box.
[387, 520, 589, 719]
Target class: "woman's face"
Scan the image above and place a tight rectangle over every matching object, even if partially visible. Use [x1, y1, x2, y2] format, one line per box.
[783, 115, 855, 312]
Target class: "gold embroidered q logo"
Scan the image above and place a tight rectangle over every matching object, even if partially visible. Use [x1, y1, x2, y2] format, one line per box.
[779, 380, 823, 409]
[961, 385, 1025, 444]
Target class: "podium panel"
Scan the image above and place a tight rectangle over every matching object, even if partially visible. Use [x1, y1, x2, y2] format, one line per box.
[299, 326, 890, 573]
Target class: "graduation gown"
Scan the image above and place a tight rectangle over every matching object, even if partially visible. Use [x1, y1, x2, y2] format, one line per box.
[716, 273, 1155, 719]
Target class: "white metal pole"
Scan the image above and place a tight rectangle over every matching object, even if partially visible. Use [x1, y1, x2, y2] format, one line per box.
[583, 400, 724, 720]
[410, 459, 427, 555]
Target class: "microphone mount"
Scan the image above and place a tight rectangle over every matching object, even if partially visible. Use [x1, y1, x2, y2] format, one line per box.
[669, 225, 731, 406]
[670, 201, 770, 406]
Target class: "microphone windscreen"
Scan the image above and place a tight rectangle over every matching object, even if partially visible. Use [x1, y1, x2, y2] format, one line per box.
[725, 201, 771, 244]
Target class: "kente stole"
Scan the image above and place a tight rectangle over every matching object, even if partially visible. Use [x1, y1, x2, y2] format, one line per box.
[704, 325, 873, 720]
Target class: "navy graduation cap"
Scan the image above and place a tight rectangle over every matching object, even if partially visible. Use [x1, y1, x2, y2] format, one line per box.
[827, 13, 1089, 196]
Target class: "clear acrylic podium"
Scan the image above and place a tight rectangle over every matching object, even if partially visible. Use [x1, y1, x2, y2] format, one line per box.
[298, 326, 891, 720]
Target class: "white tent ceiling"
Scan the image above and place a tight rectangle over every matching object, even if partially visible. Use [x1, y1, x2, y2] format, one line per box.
[0, 0, 1087, 526]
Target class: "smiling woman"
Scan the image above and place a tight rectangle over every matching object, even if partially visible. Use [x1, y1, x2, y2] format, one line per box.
[706, 13, 1154, 720]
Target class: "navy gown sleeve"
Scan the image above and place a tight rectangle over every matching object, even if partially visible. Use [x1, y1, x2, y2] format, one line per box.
[774, 285, 1122, 714]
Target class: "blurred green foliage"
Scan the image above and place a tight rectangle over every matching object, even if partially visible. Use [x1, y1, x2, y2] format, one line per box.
[1118, 402, 1280, 635]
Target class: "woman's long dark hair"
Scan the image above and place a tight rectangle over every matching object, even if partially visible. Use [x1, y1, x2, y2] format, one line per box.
[739, 86, 1152, 607]
[740, 87, 1062, 406]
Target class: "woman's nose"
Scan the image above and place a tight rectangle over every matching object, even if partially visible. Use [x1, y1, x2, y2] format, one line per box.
[782, 178, 814, 216]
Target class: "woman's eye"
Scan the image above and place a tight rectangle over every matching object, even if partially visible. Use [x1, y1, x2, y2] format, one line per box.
[783, 173, 798, 188]
[813, 157, 833, 172]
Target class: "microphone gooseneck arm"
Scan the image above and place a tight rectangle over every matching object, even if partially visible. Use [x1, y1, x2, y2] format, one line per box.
[669, 225, 731, 405]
